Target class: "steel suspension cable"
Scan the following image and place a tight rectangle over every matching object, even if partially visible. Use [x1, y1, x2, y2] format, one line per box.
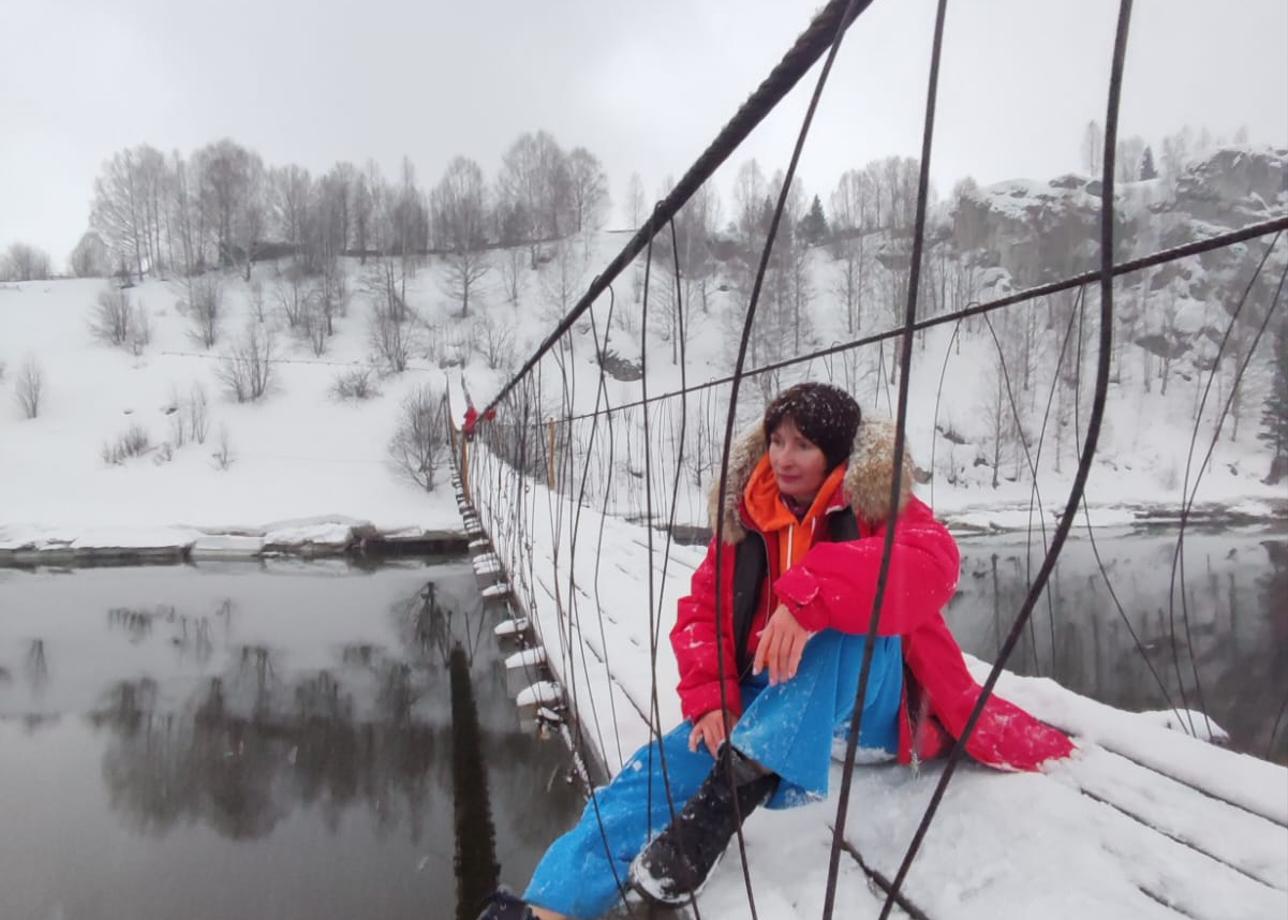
[482, 0, 878, 418]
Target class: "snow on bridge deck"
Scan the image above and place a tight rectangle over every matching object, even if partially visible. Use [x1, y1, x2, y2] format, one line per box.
[459, 450, 1287, 920]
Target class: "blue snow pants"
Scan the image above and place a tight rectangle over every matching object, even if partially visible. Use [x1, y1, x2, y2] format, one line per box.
[523, 630, 903, 919]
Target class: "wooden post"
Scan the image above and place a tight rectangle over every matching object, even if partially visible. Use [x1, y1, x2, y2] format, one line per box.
[546, 418, 557, 491]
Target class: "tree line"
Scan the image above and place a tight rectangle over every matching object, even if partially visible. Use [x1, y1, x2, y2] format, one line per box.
[9, 131, 605, 288]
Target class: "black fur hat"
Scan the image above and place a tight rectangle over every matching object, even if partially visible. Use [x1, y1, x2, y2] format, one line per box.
[763, 382, 862, 471]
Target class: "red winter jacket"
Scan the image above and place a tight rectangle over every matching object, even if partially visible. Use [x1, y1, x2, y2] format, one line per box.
[670, 419, 1074, 773]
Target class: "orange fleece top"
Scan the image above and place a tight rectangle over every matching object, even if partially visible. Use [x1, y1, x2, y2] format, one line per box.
[742, 454, 848, 580]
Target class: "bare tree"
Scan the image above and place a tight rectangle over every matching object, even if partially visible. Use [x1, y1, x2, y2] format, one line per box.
[270, 164, 313, 255]
[625, 172, 646, 229]
[498, 130, 570, 266]
[540, 240, 585, 326]
[302, 295, 330, 357]
[92, 147, 151, 281]
[432, 156, 490, 315]
[188, 276, 223, 348]
[69, 232, 110, 278]
[389, 384, 447, 491]
[273, 262, 311, 329]
[364, 257, 409, 324]
[565, 147, 608, 234]
[168, 152, 210, 277]
[15, 357, 43, 419]
[369, 300, 411, 373]
[472, 314, 517, 373]
[194, 139, 263, 269]
[90, 287, 132, 347]
[217, 323, 275, 402]
[499, 245, 525, 305]
[2, 243, 52, 282]
[389, 156, 428, 276]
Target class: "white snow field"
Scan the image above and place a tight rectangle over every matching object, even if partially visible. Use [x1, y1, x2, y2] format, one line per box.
[467, 441, 1287, 920]
[3, 185, 1285, 560]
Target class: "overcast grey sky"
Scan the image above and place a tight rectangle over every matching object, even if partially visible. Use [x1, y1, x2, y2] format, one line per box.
[2, 0, 1285, 269]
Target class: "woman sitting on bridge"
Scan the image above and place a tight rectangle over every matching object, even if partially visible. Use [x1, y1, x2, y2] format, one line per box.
[479, 382, 1072, 920]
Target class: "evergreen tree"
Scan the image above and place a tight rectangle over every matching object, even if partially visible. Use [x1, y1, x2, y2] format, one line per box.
[797, 195, 829, 247]
[1259, 318, 1288, 484]
[1139, 145, 1158, 180]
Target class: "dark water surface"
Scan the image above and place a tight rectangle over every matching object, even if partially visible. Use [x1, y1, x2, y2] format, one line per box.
[947, 526, 1288, 763]
[0, 560, 582, 920]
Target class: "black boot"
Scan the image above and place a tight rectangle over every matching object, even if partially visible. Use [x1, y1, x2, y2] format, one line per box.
[629, 745, 779, 905]
[474, 887, 536, 920]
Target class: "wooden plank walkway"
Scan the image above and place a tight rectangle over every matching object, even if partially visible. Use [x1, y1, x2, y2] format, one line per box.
[455, 466, 1288, 920]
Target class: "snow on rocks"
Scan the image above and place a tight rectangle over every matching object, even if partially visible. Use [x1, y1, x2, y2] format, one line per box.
[516, 681, 562, 708]
[189, 532, 266, 559]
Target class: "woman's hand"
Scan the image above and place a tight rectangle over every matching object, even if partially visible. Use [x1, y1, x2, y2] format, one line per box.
[753, 603, 811, 686]
[689, 708, 738, 759]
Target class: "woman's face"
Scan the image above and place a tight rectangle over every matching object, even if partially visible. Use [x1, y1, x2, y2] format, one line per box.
[768, 417, 828, 504]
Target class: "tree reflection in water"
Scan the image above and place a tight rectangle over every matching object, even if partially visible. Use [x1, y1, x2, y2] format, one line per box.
[951, 534, 1288, 763]
[78, 573, 575, 917]
[451, 643, 499, 918]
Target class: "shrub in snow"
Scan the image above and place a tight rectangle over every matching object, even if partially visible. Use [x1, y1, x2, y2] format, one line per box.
[331, 367, 380, 402]
[91, 286, 153, 355]
[101, 424, 150, 465]
[14, 357, 42, 419]
[0, 359, 6, 383]
[187, 276, 223, 349]
[470, 316, 513, 370]
[273, 263, 312, 329]
[167, 382, 210, 446]
[216, 324, 275, 403]
[249, 279, 266, 323]
[128, 307, 152, 356]
[90, 287, 132, 347]
[301, 297, 329, 357]
[212, 424, 235, 471]
[389, 384, 447, 491]
[368, 300, 412, 373]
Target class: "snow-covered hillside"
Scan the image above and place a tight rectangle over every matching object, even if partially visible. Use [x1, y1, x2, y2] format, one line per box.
[2, 148, 1285, 556]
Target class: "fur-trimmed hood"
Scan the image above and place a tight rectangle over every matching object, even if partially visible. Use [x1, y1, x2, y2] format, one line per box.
[708, 416, 913, 544]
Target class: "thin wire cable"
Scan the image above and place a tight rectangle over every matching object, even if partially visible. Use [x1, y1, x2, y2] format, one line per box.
[822, 1, 949, 914]
[706, 0, 876, 911]
[1166, 233, 1284, 737]
[560, 215, 1288, 424]
[869, 5, 1133, 915]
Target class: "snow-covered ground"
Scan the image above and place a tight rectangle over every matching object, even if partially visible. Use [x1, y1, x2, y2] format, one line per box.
[3, 196, 1284, 561]
[466, 441, 1288, 920]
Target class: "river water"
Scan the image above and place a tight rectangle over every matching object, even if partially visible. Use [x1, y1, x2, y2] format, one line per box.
[0, 560, 582, 920]
[0, 526, 1283, 919]
[948, 525, 1287, 763]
